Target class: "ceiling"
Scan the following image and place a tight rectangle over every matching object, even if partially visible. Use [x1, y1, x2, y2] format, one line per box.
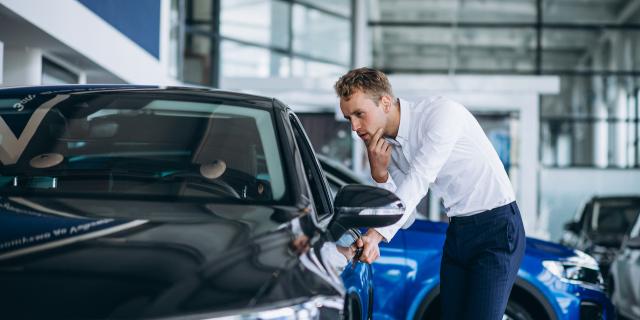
[371, 0, 640, 73]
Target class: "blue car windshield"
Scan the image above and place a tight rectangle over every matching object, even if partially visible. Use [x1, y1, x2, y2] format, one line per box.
[0, 91, 288, 203]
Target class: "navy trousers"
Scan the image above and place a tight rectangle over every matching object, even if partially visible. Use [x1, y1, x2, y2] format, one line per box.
[440, 202, 526, 320]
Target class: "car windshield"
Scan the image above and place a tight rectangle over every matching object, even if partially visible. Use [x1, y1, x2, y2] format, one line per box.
[591, 199, 640, 235]
[0, 91, 288, 203]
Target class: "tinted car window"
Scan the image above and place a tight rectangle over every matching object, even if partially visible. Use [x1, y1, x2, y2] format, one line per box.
[591, 201, 640, 234]
[630, 215, 640, 238]
[0, 93, 287, 203]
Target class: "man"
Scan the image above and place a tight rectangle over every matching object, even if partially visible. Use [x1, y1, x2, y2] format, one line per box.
[334, 67, 525, 320]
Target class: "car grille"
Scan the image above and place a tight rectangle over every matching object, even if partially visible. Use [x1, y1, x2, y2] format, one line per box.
[580, 301, 603, 320]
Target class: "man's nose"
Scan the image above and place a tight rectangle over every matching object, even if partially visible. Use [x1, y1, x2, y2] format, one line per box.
[350, 119, 359, 131]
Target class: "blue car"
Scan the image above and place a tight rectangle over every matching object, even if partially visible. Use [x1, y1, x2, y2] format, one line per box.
[321, 156, 615, 320]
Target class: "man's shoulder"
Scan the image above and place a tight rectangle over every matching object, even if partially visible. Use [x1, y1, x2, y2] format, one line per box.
[411, 96, 466, 116]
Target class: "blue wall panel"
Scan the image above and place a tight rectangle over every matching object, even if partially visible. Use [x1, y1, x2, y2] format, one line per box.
[78, 0, 160, 59]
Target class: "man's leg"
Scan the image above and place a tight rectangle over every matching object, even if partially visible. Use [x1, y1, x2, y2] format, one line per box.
[463, 205, 526, 320]
[440, 225, 467, 320]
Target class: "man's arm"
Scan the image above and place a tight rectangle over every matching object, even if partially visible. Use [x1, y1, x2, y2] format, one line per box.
[373, 157, 401, 193]
[375, 100, 465, 242]
[357, 100, 465, 264]
[355, 127, 393, 264]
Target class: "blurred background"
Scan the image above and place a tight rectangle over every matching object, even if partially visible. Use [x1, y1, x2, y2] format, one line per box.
[0, 0, 639, 244]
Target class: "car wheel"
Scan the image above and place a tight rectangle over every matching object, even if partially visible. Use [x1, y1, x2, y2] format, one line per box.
[419, 298, 535, 320]
[605, 275, 614, 297]
[343, 296, 361, 320]
[503, 300, 534, 320]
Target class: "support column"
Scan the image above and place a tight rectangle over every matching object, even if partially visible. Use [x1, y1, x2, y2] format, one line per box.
[593, 94, 609, 168]
[352, 0, 371, 68]
[610, 34, 630, 167]
[592, 49, 608, 168]
[3, 46, 43, 86]
[350, 0, 371, 176]
[520, 94, 539, 236]
[0, 41, 4, 85]
[270, 0, 288, 77]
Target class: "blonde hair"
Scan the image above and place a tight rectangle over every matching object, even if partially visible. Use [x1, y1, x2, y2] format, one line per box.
[334, 67, 394, 103]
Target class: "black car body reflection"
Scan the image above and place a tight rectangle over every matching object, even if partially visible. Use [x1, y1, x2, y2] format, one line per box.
[0, 85, 402, 320]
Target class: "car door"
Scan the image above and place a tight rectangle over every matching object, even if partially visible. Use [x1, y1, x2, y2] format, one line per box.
[576, 201, 593, 249]
[612, 213, 640, 318]
[565, 202, 590, 247]
[624, 216, 640, 318]
[318, 156, 408, 320]
[288, 113, 372, 320]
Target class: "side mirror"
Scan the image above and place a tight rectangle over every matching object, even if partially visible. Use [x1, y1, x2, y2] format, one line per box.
[564, 221, 580, 234]
[328, 184, 404, 241]
[627, 236, 640, 249]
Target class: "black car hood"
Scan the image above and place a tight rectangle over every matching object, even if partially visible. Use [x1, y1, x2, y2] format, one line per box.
[0, 197, 337, 319]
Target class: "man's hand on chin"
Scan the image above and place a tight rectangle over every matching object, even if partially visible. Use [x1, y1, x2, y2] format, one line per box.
[366, 128, 392, 183]
[355, 228, 385, 264]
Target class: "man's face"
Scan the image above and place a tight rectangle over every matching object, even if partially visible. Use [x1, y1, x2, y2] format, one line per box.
[340, 90, 388, 144]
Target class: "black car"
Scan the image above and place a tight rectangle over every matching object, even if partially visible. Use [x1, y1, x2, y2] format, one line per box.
[0, 85, 403, 319]
[561, 196, 640, 275]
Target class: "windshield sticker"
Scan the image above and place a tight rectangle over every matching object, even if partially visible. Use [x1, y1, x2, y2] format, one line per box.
[0, 204, 147, 260]
[12, 95, 35, 112]
[0, 94, 69, 165]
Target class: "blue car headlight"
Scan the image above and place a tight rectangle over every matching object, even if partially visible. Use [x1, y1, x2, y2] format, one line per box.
[542, 250, 604, 288]
[180, 296, 343, 320]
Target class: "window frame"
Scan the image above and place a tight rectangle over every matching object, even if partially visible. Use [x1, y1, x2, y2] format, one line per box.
[182, 0, 353, 86]
[288, 113, 334, 221]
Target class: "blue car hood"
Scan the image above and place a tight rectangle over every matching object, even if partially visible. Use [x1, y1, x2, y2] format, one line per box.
[523, 237, 577, 260]
[409, 220, 578, 260]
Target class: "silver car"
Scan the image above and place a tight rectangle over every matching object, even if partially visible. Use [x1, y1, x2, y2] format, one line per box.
[608, 213, 640, 319]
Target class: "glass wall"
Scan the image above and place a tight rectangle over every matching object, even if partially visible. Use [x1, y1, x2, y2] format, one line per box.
[183, 0, 353, 86]
[541, 75, 640, 168]
[538, 28, 640, 168]
[371, 0, 640, 75]
[371, 0, 640, 169]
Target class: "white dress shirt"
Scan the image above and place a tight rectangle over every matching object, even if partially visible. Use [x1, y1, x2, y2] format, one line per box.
[375, 97, 515, 242]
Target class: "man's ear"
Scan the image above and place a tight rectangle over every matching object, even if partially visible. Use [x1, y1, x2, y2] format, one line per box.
[380, 95, 392, 113]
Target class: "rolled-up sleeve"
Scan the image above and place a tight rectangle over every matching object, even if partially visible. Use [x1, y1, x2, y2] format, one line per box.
[375, 100, 464, 242]
[375, 165, 398, 192]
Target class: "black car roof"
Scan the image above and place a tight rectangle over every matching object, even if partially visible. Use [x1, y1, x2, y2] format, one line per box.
[591, 196, 640, 202]
[0, 84, 285, 111]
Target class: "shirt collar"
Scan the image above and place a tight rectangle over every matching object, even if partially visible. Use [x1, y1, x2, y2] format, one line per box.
[396, 98, 411, 144]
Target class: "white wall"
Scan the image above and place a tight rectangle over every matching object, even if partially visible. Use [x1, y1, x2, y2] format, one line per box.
[0, 0, 179, 85]
[540, 168, 640, 241]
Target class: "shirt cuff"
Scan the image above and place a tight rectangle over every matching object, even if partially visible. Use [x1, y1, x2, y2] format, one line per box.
[374, 225, 398, 243]
[375, 172, 397, 192]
